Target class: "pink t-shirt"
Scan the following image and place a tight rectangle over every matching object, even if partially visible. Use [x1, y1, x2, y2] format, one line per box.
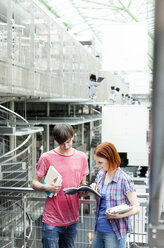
[36, 149, 89, 226]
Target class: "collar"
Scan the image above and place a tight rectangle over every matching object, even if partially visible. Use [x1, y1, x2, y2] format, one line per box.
[98, 167, 121, 183]
[112, 167, 121, 182]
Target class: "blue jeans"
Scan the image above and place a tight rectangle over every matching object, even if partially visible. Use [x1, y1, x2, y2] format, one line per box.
[42, 222, 78, 248]
[92, 230, 126, 248]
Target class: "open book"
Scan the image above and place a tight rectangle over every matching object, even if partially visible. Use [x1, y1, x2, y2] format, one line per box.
[63, 184, 101, 198]
[43, 165, 62, 198]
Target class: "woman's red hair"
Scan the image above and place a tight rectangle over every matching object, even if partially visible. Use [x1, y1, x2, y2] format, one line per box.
[94, 142, 121, 172]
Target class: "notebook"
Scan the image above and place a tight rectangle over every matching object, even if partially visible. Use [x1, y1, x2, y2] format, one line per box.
[96, 77, 104, 83]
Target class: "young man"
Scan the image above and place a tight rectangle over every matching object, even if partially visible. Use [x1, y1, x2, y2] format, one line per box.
[32, 123, 89, 248]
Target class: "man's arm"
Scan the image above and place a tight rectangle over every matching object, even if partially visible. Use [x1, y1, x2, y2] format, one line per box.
[32, 175, 61, 194]
[32, 175, 46, 192]
[80, 175, 87, 185]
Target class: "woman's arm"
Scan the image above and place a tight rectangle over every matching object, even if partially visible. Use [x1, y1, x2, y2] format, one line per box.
[125, 191, 140, 216]
[106, 191, 140, 219]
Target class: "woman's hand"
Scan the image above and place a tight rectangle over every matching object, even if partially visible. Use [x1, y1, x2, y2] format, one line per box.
[89, 183, 98, 199]
[90, 183, 97, 191]
[105, 210, 122, 219]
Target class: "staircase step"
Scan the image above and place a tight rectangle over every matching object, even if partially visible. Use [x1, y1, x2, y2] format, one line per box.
[1, 179, 28, 187]
[1, 162, 26, 172]
[0, 240, 12, 248]
[2, 171, 26, 179]
[0, 155, 12, 163]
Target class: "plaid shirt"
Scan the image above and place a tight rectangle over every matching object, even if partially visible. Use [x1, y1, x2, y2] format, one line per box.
[95, 167, 135, 240]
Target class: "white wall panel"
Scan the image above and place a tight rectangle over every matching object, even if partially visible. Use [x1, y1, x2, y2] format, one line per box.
[102, 105, 149, 166]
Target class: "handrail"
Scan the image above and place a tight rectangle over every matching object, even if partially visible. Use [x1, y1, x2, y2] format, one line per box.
[0, 104, 29, 124]
[0, 134, 32, 162]
[0, 104, 32, 163]
[0, 186, 34, 192]
[0, 186, 149, 198]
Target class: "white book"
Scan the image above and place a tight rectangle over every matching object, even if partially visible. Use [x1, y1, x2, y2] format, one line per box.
[43, 165, 62, 198]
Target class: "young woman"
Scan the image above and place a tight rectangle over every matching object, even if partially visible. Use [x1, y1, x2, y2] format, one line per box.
[91, 142, 140, 248]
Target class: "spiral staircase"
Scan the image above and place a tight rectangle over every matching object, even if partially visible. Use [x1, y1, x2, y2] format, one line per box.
[0, 105, 44, 187]
[0, 104, 43, 248]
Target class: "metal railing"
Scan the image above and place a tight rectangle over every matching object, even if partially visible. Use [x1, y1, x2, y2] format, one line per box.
[0, 187, 149, 248]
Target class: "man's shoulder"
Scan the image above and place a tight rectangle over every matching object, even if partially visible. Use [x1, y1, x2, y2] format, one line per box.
[40, 149, 55, 158]
[74, 149, 87, 158]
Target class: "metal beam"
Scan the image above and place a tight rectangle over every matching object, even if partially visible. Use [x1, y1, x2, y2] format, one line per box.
[149, 1, 164, 246]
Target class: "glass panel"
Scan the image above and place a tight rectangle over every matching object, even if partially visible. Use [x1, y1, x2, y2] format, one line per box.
[12, 0, 32, 67]
[34, 5, 50, 71]
[0, 0, 8, 60]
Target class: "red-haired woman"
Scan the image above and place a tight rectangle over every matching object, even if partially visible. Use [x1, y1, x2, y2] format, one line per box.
[91, 142, 140, 248]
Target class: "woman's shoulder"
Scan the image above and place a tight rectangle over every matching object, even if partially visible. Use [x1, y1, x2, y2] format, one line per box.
[119, 168, 133, 182]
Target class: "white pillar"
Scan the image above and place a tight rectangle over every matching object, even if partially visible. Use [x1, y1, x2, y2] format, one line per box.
[46, 102, 50, 151]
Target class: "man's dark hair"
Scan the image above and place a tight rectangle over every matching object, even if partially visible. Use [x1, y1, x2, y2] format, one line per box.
[53, 123, 74, 144]
[90, 74, 96, 81]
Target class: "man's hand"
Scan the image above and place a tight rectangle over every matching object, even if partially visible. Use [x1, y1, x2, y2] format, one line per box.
[78, 191, 89, 198]
[46, 178, 62, 194]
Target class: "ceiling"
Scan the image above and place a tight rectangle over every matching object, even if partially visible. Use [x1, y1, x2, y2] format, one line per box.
[40, 0, 154, 71]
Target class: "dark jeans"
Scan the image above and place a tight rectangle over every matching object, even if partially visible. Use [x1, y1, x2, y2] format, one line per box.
[42, 222, 78, 248]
